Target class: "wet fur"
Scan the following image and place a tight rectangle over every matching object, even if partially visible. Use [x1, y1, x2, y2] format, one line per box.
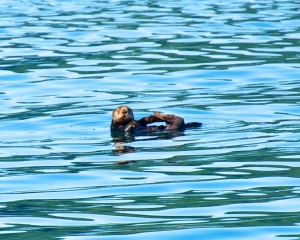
[111, 106, 201, 132]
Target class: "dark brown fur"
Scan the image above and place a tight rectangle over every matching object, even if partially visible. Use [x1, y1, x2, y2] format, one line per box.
[111, 106, 201, 133]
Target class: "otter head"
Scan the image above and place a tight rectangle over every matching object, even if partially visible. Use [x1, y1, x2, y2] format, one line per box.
[112, 106, 134, 126]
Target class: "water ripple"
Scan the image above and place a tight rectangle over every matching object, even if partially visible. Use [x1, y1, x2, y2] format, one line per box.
[1, 0, 300, 239]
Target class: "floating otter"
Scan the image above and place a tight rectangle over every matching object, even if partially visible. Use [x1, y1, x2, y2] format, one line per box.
[110, 106, 201, 133]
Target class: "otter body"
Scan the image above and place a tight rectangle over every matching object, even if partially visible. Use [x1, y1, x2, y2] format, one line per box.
[111, 106, 201, 133]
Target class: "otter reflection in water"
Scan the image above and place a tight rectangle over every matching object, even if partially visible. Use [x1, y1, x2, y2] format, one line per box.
[111, 106, 202, 157]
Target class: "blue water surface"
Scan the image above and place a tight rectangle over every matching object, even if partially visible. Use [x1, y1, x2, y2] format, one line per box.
[0, 0, 300, 239]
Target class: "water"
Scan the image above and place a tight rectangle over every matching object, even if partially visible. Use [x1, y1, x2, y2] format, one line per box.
[0, 0, 300, 239]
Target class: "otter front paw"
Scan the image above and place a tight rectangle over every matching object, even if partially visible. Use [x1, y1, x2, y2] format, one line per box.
[124, 121, 139, 132]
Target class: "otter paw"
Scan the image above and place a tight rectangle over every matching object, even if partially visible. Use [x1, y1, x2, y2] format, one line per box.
[154, 111, 164, 119]
[154, 112, 175, 123]
[124, 121, 138, 132]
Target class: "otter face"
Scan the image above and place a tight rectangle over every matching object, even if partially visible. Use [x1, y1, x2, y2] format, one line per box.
[112, 106, 134, 125]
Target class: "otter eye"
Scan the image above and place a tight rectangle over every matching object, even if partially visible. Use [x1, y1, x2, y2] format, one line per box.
[122, 110, 127, 114]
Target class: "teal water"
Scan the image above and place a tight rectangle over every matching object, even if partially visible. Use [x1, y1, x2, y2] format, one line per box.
[1, 0, 300, 239]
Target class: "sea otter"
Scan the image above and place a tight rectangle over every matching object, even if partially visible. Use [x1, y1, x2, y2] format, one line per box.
[110, 106, 201, 133]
